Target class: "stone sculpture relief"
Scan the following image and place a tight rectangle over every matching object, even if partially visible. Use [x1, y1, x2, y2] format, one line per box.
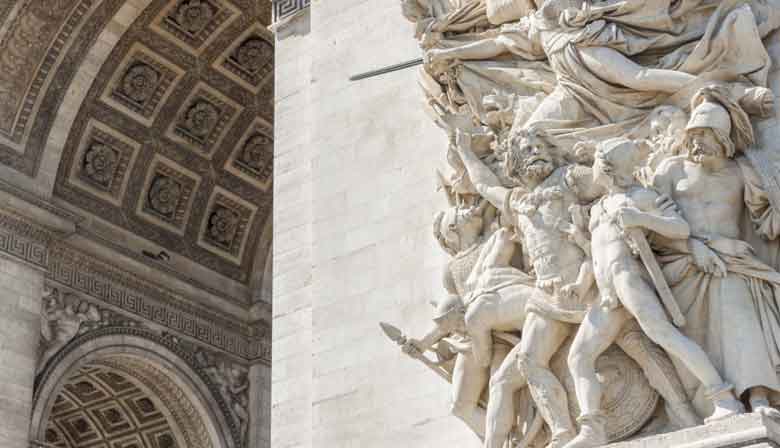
[38, 288, 105, 371]
[196, 350, 251, 445]
[383, 0, 780, 446]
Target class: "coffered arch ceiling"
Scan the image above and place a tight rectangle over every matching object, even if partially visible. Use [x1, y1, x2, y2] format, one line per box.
[44, 364, 185, 448]
[0, 0, 275, 295]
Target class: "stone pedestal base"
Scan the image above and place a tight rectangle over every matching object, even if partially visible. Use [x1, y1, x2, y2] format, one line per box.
[609, 414, 780, 448]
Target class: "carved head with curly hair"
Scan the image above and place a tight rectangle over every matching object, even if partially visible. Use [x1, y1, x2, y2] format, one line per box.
[503, 127, 560, 187]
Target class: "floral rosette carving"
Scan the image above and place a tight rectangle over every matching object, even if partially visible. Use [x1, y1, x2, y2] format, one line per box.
[148, 176, 182, 216]
[208, 207, 239, 245]
[234, 38, 272, 74]
[83, 143, 118, 186]
[184, 101, 220, 139]
[240, 134, 272, 171]
[175, 0, 216, 34]
[121, 63, 160, 104]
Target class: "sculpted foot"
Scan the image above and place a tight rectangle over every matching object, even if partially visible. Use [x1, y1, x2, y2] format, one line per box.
[754, 404, 780, 420]
[750, 395, 780, 420]
[545, 430, 575, 448]
[704, 385, 744, 424]
[562, 413, 607, 448]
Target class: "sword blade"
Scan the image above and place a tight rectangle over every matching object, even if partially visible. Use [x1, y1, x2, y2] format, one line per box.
[627, 229, 687, 327]
[349, 58, 424, 81]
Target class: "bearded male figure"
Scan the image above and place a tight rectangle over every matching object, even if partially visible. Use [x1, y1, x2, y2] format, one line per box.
[653, 86, 780, 418]
[456, 129, 699, 448]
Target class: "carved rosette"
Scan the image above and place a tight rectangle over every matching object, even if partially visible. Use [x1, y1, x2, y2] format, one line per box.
[82, 143, 119, 188]
[241, 134, 272, 173]
[197, 189, 257, 264]
[207, 206, 240, 247]
[234, 38, 272, 75]
[102, 44, 185, 126]
[226, 121, 274, 190]
[70, 120, 141, 205]
[153, 0, 239, 52]
[147, 176, 183, 218]
[167, 84, 242, 158]
[182, 100, 221, 141]
[175, 0, 217, 35]
[137, 154, 201, 235]
[217, 27, 274, 92]
[120, 63, 161, 104]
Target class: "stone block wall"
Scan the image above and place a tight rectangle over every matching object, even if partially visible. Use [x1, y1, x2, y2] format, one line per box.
[272, 1, 481, 446]
[0, 258, 43, 448]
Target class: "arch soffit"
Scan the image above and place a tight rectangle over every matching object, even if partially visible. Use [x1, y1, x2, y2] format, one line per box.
[31, 332, 236, 448]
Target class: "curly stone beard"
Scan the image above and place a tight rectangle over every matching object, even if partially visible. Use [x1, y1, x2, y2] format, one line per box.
[506, 156, 556, 186]
[524, 159, 556, 180]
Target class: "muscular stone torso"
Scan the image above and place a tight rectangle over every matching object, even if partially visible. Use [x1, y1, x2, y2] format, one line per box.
[515, 168, 587, 292]
[669, 159, 744, 239]
[589, 191, 646, 298]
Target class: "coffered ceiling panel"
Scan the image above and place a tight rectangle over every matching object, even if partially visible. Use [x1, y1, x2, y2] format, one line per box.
[45, 365, 181, 448]
[53, 0, 274, 286]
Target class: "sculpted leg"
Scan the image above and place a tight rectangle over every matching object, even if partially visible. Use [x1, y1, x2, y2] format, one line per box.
[517, 313, 574, 448]
[616, 320, 701, 428]
[466, 295, 501, 368]
[565, 304, 630, 448]
[614, 272, 744, 422]
[452, 352, 489, 438]
[466, 284, 532, 367]
[427, 39, 507, 64]
[485, 344, 527, 448]
[578, 47, 696, 93]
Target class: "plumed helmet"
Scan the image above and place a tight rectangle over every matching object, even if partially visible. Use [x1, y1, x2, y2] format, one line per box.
[685, 85, 754, 153]
[686, 100, 732, 135]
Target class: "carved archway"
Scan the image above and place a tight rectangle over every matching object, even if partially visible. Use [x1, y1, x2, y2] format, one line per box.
[31, 332, 235, 448]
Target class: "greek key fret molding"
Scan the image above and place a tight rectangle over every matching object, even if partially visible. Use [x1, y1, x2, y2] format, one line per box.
[0, 195, 269, 364]
[0, 209, 58, 270]
[46, 244, 270, 364]
[271, 0, 310, 24]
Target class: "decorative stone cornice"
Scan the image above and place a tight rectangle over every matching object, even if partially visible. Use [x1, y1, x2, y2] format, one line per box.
[0, 192, 270, 364]
[46, 243, 271, 364]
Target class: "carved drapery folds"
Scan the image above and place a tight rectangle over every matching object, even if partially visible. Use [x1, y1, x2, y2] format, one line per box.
[387, 1, 780, 447]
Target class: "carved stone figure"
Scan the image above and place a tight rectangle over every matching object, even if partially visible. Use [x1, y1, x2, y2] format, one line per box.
[393, 0, 780, 445]
[653, 86, 780, 419]
[401, 197, 531, 438]
[564, 138, 742, 448]
[423, 0, 780, 152]
[197, 350, 250, 444]
[456, 130, 699, 447]
[39, 289, 101, 371]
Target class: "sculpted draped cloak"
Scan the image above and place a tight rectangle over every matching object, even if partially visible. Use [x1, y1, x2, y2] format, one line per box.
[652, 154, 780, 416]
[486, 0, 780, 144]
